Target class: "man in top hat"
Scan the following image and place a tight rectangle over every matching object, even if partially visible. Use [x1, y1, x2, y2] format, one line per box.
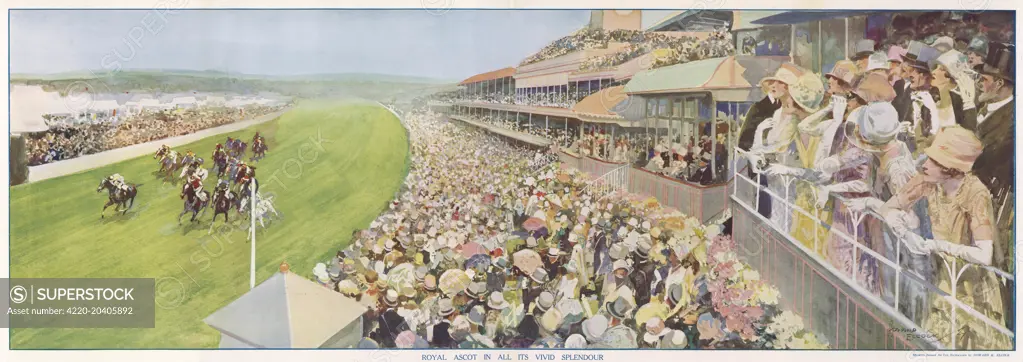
[972, 42, 1015, 294]
[631, 238, 656, 307]
[851, 39, 877, 71]
[901, 41, 942, 153]
[521, 267, 548, 314]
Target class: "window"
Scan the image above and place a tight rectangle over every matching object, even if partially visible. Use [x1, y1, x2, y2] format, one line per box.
[658, 98, 669, 117]
[684, 98, 698, 119]
[672, 99, 682, 118]
[792, 21, 820, 73]
[820, 18, 848, 75]
[646, 98, 656, 118]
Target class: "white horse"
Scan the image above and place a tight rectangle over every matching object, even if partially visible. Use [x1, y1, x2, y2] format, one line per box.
[240, 192, 280, 229]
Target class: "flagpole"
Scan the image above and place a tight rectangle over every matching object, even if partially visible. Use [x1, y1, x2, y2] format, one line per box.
[250, 180, 256, 289]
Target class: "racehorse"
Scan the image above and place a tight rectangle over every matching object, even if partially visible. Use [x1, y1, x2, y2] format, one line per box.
[211, 189, 238, 223]
[212, 149, 229, 178]
[250, 139, 268, 162]
[237, 178, 260, 213]
[232, 140, 248, 159]
[96, 179, 141, 218]
[178, 182, 209, 224]
[156, 149, 182, 180]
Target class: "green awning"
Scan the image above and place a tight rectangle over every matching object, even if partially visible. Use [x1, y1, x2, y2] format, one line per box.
[623, 57, 729, 94]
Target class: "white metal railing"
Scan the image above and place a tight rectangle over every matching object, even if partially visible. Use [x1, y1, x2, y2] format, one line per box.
[731, 148, 1014, 350]
[585, 164, 630, 198]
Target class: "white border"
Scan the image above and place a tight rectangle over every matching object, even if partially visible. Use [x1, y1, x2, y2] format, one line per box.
[2, 1, 1020, 362]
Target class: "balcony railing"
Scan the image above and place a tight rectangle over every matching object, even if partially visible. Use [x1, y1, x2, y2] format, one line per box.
[731, 148, 1014, 350]
[584, 164, 630, 198]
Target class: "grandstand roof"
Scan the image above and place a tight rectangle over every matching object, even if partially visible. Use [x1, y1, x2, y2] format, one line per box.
[459, 67, 516, 85]
[572, 86, 627, 119]
[625, 55, 788, 99]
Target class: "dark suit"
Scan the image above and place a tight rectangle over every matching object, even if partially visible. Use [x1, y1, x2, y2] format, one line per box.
[892, 79, 913, 124]
[430, 321, 455, 348]
[737, 96, 780, 218]
[373, 308, 407, 348]
[517, 314, 541, 340]
[687, 166, 714, 185]
[972, 100, 1015, 332]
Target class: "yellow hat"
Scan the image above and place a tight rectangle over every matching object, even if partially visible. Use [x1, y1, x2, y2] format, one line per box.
[923, 126, 982, 172]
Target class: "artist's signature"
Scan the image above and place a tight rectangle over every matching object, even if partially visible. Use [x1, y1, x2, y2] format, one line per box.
[888, 328, 939, 341]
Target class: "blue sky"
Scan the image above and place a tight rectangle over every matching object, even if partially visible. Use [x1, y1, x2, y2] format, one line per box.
[10, 10, 677, 81]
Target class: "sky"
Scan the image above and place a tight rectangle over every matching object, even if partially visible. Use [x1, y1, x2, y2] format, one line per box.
[10, 10, 677, 81]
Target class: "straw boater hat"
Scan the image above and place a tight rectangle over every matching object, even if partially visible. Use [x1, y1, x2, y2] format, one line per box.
[923, 126, 982, 172]
[383, 289, 399, 307]
[844, 102, 900, 153]
[423, 274, 438, 292]
[488, 291, 510, 310]
[437, 298, 456, 317]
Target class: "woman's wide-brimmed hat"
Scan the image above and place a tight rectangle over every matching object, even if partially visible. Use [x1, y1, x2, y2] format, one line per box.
[825, 60, 859, 85]
[789, 71, 826, 113]
[488, 291, 509, 310]
[758, 63, 802, 89]
[844, 102, 900, 153]
[923, 126, 982, 172]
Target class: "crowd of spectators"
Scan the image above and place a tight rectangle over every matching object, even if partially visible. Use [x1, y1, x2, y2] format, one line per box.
[316, 109, 827, 349]
[579, 28, 734, 72]
[26, 104, 288, 166]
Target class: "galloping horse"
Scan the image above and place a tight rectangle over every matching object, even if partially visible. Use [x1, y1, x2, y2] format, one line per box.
[232, 140, 248, 159]
[155, 148, 182, 180]
[178, 182, 209, 224]
[237, 177, 260, 213]
[212, 148, 229, 178]
[250, 138, 268, 162]
[96, 179, 141, 218]
[211, 189, 238, 223]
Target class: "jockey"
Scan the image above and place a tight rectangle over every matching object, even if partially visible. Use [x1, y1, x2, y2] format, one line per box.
[179, 159, 209, 180]
[108, 174, 129, 192]
[215, 179, 233, 200]
[188, 174, 208, 203]
[252, 132, 261, 144]
[213, 144, 226, 161]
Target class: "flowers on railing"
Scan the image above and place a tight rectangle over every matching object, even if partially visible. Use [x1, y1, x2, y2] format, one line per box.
[692, 234, 830, 349]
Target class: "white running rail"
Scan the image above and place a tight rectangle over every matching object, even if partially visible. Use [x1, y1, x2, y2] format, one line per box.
[585, 164, 630, 198]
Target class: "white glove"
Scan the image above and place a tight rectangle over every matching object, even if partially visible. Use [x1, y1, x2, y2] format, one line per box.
[901, 230, 935, 255]
[831, 96, 848, 122]
[814, 185, 831, 209]
[746, 153, 766, 173]
[844, 197, 883, 213]
[914, 92, 937, 110]
[883, 209, 911, 238]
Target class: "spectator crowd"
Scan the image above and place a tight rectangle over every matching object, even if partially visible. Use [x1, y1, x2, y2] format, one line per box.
[313, 109, 828, 349]
[26, 105, 288, 166]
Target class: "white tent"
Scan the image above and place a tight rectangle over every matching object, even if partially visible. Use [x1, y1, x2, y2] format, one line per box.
[204, 265, 367, 349]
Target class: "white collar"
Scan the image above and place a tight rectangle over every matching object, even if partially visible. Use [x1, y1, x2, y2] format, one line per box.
[986, 95, 1014, 114]
[767, 94, 777, 104]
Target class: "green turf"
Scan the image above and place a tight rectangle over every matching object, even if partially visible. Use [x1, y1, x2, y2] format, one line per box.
[9, 100, 410, 349]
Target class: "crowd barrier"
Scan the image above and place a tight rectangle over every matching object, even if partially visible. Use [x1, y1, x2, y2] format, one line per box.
[731, 149, 1014, 350]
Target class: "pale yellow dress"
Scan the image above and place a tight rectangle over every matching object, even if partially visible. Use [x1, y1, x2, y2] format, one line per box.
[891, 174, 1011, 350]
[790, 133, 832, 256]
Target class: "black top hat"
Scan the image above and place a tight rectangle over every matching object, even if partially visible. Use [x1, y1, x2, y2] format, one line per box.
[981, 42, 1015, 84]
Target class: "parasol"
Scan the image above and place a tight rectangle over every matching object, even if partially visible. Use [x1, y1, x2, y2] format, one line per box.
[438, 269, 471, 296]
[522, 217, 547, 231]
[386, 263, 417, 292]
[512, 249, 543, 275]
[458, 241, 488, 259]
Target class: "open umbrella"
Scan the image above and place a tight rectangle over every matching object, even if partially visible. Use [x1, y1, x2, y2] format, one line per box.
[439, 269, 471, 296]
[522, 217, 546, 231]
[386, 263, 417, 292]
[459, 241, 488, 259]
[512, 249, 543, 275]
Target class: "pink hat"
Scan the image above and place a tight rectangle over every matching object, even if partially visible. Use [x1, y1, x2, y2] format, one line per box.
[887, 46, 908, 63]
[924, 126, 982, 172]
